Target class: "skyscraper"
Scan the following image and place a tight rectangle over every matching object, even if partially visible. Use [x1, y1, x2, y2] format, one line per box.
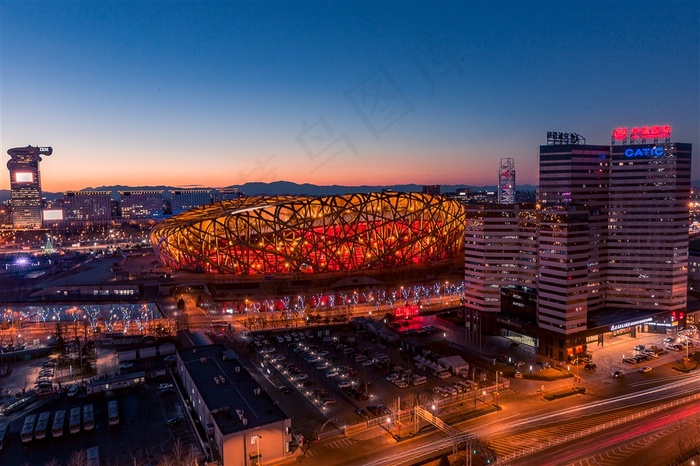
[463, 127, 692, 360]
[538, 143, 610, 314]
[6, 145, 52, 229]
[605, 142, 692, 312]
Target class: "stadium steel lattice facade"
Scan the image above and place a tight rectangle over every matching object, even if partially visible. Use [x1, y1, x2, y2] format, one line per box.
[150, 192, 466, 275]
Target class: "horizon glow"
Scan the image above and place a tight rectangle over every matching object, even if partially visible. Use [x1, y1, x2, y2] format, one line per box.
[2, 2, 699, 192]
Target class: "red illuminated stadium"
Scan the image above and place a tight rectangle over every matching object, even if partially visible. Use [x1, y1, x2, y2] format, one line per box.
[150, 192, 466, 275]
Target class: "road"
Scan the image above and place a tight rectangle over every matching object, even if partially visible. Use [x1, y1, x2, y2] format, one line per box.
[516, 400, 700, 466]
[286, 371, 700, 466]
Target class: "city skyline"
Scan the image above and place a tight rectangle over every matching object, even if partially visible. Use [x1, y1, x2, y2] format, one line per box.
[2, 1, 699, 192]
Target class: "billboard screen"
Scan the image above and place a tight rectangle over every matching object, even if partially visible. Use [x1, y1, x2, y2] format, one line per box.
[15, 172, 33, 183]
[42, 209, 64, 221]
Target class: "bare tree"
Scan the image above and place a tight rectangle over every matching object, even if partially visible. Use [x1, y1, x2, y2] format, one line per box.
[44, 459, 62, 466]
[67, 449, 87, 466]
[157, 456, 177, 466]
[21, 374, 30, 395]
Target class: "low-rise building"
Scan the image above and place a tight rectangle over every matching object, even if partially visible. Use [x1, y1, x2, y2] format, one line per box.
[176, 344, 294, 465]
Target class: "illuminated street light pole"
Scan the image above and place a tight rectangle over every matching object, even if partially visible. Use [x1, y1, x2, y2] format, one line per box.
[254, 434, 263, 466]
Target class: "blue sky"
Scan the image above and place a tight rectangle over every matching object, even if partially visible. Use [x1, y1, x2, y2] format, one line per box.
[2, 1, 699, 191]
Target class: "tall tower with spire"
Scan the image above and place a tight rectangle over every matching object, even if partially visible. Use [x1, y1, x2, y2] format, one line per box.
[497, 158, 515, 204]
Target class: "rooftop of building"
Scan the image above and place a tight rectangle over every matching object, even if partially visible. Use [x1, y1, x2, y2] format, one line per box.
[178, 344, 288, 436]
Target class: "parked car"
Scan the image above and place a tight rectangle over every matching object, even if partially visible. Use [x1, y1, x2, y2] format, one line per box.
[166, 416, 185, 427]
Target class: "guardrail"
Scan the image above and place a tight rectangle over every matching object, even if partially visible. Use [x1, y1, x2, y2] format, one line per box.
[495, 393, 700, 465]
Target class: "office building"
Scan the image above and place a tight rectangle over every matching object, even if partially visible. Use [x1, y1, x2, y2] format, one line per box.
[120, 190, 164, 219]
[170, 189, 212, 215]
[6, 145, 52, 229]
[605, 142, 691, 312]
[422, 185, 441, 195]
[463, 203, 538, 314]
[62, 191, 112, 224]
[215, 188, 241, 202]
[464, 127, 692, 360]
[538, 142, 610, 314]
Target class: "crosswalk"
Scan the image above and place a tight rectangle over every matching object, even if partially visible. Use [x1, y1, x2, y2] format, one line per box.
[304, 437, 358, 457]
[503, 378, 576, 396]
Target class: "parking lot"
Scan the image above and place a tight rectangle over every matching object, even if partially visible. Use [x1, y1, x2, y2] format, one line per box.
[0, 368, 202, 465]
[246, 320, 493, 430]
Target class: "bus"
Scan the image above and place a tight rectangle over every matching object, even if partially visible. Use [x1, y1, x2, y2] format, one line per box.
[107, 400, 119, 426]
[211, 320, 230, 333]
[0, 422, 9, 451]
[34, 411, 51, 440]
[21, 414, 36, 443]
[86, 446, 100, 466]
[83, 404, 94, 431]
[2, 391, 37, 415]
[69, 407, 81, 434]
[52, 409, 66, 438]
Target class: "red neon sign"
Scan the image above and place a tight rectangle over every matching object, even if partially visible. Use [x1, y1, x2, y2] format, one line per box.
[394, 305, 419, 318]
[612, 127, 628, 140]
[613, 125, 671, 141]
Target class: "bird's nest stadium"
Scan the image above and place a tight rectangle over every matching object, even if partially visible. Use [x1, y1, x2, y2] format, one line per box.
[150, 192, 466, 275]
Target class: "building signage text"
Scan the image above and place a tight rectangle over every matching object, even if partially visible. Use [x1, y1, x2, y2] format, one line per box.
[624, 147, 665, 158]
[610, 317, 653, 332]
[612, 125, 671, 142]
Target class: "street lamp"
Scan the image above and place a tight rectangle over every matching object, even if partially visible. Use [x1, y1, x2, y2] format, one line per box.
[254, 434, 263, 466]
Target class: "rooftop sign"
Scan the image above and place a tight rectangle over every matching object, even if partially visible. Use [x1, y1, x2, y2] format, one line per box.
[612, 125, 671, 145]
[546, 132, 586, 145]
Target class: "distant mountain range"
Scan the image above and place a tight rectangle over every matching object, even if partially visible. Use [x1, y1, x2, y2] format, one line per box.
[2, 179, 699, 202]
[0, 181, 539, 202]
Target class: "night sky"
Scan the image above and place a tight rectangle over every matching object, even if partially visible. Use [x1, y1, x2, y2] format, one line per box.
[2, 1, 698, 191]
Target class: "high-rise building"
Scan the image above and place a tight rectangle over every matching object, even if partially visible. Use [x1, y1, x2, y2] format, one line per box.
[170, 189, 212, 215]
[463, 203, 538, 314]
[536, 204, 590, 336]
[6, 145, 52, 229]
[62, 191, 112, 224]
[538, 143, 610, 313]
[497, 158, 516, 204]
[605, 142, 691, 312]
[119, 191, 164, 219]
[463, 127, 692, 360]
